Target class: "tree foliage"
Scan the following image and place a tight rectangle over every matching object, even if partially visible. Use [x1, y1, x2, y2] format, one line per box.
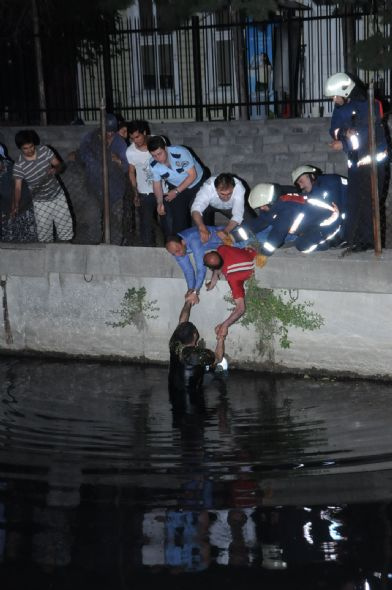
[0, 0, 131, 39]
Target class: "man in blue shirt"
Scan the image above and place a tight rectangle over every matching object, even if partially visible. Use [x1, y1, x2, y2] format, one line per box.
[148, 136, 209, 236]
[165, 225, 223, 301]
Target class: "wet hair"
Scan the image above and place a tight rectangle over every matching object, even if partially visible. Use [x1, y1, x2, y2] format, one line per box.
[147, 135, 166, 152]
[15, 129, 40, 149]
[165, 234, 182, 247]
[128, 120, 150, 135]
[170, 321, 199, 350]
[203, 251, 223, 270]
[214, 173, 235, 190]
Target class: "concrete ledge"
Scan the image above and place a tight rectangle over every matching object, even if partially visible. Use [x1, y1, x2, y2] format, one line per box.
[1, 243, 392, 294]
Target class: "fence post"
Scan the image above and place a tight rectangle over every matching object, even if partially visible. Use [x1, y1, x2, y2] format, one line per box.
[367, 83, 382, 256]
[100, 99, 111, 245]
[192, 16, 203, 122]
[31, 0, 47, 125]
[101, 15, 114, 114]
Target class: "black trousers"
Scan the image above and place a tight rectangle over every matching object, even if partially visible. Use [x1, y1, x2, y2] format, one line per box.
[161, 169, 210, 237]
[346, 161, 387, 247]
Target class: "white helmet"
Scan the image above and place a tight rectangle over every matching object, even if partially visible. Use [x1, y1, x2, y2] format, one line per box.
[291, 165, 319, 185]
[248, 183, 276, 209]
[324, 72, 355, 98]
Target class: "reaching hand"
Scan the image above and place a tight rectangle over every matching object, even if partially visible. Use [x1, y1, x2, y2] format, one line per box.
[199, 227, 210, 243]
[215, 323, 228, 339]
[328, 140, 343, 151]
[185, 291, 199, 306]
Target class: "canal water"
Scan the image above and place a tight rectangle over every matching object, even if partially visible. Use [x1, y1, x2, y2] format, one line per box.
[0, 356, 392, 590]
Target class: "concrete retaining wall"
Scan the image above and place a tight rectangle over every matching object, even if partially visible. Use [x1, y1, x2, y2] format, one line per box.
[1, 242, 392, 378]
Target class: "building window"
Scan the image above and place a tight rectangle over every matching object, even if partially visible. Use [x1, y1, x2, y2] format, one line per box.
[216, 39, 232, 86]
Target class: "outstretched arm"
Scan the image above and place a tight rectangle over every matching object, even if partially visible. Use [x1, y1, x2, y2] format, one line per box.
[205, 269, 221, 291]
[178, 300, 192, 325]
[215, 296, 245, 338]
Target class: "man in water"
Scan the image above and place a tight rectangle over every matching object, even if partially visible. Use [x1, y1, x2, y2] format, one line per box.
[169, 300, 226, 410]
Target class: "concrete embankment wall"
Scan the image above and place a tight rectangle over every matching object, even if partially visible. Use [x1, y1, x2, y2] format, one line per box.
[1, 243, 392, 379]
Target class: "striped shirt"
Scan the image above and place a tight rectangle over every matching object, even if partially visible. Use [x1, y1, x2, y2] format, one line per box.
[217, 245, 257, 299]
[13, 145, 62, 201]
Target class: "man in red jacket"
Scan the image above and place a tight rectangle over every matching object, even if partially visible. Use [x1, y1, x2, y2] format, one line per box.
[203, 244, 259, 339]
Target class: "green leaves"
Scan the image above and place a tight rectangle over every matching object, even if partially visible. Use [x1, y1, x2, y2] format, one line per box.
[107, 287, 159, 329]
[225, 276, 324, 350]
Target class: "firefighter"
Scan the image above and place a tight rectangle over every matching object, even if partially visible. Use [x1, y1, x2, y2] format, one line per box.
[291, 164, 348, 243]
[324, 72, 388, 251]
[248, 183, 342, 255]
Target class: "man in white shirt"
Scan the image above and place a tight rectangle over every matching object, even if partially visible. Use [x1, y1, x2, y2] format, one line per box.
[191, 173, 254, 243]
[126, 120, 157, 246]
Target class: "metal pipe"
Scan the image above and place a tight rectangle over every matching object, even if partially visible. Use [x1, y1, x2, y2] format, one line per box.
[367, 83, 382, 256]
[100, 99, 111, 244]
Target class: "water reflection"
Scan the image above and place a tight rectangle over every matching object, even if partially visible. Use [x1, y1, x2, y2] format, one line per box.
[0, 357, 392, 588]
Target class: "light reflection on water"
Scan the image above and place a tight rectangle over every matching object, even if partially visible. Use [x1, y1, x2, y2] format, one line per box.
[0, 356, 392, 589]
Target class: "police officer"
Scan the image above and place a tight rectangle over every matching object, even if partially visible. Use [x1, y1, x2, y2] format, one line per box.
[324, 72, 388, 251]
[248, 183, 342, 255]
[291, 164, 348, 243]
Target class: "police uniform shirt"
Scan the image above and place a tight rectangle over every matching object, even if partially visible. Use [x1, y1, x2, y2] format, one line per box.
[149, 145, 203, 188]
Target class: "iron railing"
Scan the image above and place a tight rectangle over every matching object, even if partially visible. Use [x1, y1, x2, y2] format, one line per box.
[0, 2, 391, 124]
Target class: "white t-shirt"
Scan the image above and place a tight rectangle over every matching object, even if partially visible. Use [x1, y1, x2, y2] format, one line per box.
[191, 176, 246, 224]
[126, 142, 154, 194]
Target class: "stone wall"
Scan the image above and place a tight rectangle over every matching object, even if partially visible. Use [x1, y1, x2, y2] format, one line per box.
[0, 118, 347, 188]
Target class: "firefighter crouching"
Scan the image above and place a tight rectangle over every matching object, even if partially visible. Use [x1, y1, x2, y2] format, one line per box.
[247, 182, 342, 255]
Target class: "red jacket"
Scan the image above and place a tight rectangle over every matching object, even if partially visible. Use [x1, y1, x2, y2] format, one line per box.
[217, 245, 257, 299]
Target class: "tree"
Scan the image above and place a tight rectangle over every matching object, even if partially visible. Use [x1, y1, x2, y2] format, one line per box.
[0, 0, 131, 123]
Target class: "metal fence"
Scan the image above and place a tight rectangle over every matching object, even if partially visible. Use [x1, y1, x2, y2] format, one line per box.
[0, 2, 391, 124]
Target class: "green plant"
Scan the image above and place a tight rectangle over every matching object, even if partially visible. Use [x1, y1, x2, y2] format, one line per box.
[107, 287, 159, 330]
[225, 276, 324, 350]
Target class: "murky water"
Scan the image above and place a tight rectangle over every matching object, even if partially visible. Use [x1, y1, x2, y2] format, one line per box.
[0, 356, 392, 589]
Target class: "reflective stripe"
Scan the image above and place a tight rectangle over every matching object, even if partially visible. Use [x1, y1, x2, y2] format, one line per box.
[263, 242, 275, 253]
[307, 198, 333, 211]
[289, 213, 304, 234]
[302, 243, 318, 253]
[320, 209, 339, 227]
[350, 134, 359, 150]
[226, 261, 255, 274]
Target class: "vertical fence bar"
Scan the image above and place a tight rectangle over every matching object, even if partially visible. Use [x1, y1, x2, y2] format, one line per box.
[192, 16, 203, 122]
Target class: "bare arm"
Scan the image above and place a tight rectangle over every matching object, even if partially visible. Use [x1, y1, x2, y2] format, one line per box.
[12, 178, 22, 217]
[215, 297, 245, 338]
[49, 155, 65, 175]
[205, 269, 221, 291]
[178, 300, 192, 324]
[191, 210, 210, 243]
[222, 218, 238, 235]
[128, 164, 140, 206]
[153, 180, 165, 216]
